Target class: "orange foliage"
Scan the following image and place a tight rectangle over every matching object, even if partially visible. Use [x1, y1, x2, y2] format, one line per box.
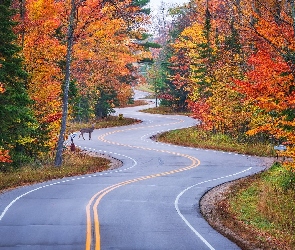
[10, 0, 148, 149]
[13, 0, 66, 148]
[72, 0, 145, 107]
[0, 149, 12, 163]
[167, 0, 295, 168]
[0, 83, 5, 93]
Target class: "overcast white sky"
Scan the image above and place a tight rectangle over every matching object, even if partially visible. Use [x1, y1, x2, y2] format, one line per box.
[146, 0, 190, 34]
[148, 0, 189, 12]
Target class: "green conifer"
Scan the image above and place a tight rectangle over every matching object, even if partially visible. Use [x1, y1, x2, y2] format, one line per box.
[0, 0, 44, 169]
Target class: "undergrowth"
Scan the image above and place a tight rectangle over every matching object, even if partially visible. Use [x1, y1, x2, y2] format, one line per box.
[140, 106, 191, 116]
[228, 163, 295, 248]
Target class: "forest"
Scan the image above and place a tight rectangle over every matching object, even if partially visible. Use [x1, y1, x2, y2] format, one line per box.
[149, 0, 295, 172]
[0, 0, 151, 168]
[1, 0, 295, 174]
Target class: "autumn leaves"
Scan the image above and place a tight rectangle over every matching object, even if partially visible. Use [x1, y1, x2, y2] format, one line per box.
[2, 0, 295, 171]
[0, 0, 150, 167]
[153, 0, 295, 169]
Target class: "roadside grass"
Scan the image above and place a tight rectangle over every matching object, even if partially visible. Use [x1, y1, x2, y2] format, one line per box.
[142, 105, 274, 157]
[157, 127, 275, 157]
[226, 164, 295, 248]
[67, 115, 141, 134]
[140, 106, 191, 116]
[0, 150, 110, 192]
[118, 100, 148, 108]
[0, 116, 141, 193]
[135, 83, 154, 93]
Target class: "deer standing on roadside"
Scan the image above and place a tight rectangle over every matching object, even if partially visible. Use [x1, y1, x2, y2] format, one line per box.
[79, 124, 95, 140]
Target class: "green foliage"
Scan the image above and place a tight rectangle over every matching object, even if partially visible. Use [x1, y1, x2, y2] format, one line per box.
[146, 4, 197, 112]
[95, 87, 117, 119]
[224, 21, 242, 54]
[262, 163, 295, 190]
[137, 33, 150, 40]
[138, 57, 154, 63]
[69, 80, 94, 123]
[190, 9, 216, 98]
[141, 42, 161, 49]
[0, 0, 46, 169]
[131, 0, 150, 14]
[72, 95, 93, 123]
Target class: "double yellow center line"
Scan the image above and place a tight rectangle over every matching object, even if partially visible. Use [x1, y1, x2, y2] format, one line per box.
[85, 120, 201, 250]
[85, 155, 200, 250]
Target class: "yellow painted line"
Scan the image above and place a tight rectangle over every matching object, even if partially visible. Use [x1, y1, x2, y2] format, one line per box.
[85, 180, 132, 250]
[85, 119, 200, 250]
[85, 154, 200, 250]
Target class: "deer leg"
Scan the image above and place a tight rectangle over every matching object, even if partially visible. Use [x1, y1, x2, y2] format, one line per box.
[89, 132, 91, 140]
[81, 132, 85, 140]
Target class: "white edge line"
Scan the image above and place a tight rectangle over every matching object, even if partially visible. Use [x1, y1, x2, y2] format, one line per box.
[0, 149, 137, 222]
[174, 167, 253, 250]
[0, 187, 42, 221]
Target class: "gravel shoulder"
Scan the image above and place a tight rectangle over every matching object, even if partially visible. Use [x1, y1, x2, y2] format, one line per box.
[199, 157, 285, 250]
[200, 179, 256, 249]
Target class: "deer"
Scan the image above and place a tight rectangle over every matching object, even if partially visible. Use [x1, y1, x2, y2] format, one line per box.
[79, 124, 95, 140]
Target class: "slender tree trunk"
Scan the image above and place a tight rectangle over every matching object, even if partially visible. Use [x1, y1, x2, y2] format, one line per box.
[54, 0, 76, 166]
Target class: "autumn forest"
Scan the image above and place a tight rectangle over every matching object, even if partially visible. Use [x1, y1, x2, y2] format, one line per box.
[1, 0, 295, 174]
[150, 0, 295, 172]
[0, 0, 151, 168]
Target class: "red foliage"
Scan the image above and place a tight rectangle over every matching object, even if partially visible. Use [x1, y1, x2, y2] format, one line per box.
[44, 113, 63, 123]
[0, 149, 12, 163]
[158, 93, 174, 101]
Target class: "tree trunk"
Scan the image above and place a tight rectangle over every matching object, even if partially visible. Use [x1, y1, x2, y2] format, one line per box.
[54, 0, 76, 166]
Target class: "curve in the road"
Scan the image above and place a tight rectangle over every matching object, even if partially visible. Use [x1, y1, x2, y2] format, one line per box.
[0, 99, 261, 250]
[85, 127, 201, 250]
[174, 167, 253, 250]
[84, 117, 255, 250]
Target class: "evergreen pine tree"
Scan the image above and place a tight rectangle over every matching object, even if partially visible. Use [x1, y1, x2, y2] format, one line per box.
[0, 0, 43, 169]
[191, 6, 215, 99]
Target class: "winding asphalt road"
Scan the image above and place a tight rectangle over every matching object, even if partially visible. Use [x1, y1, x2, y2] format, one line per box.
[0, 91, 268, 250]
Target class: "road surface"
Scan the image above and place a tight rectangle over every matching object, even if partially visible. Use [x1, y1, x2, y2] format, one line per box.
[0, 91, 268, 249]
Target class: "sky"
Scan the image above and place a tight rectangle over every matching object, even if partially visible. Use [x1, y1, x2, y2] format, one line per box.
[146, 0, 190, 34]
[148, 0, 189, 12]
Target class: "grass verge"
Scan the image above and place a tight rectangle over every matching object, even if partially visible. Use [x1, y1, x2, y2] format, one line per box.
[140, 106, 191, 116]
[157, 127, 275, 157]
[220, 164, 295, 249]
[67, 115, 141, 133]
[0, 150, 111, 192]
[135, 84, 154, 93]
[120, 100, 148, 107]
